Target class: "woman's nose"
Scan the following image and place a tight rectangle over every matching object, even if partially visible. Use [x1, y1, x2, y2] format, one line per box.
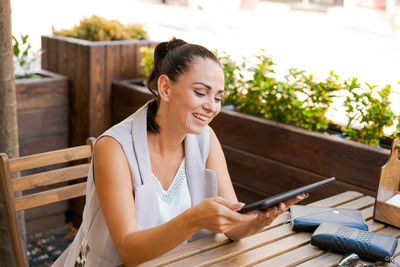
[203, 98, 217, 112]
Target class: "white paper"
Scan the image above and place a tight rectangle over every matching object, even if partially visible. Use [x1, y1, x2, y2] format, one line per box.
[385, 193, 400, 207]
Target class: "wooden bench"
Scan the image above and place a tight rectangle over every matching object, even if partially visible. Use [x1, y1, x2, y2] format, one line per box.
[0, 137, 95, 266]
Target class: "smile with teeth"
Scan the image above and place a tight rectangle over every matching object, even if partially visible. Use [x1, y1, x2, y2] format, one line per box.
[193, 113, 210, 121]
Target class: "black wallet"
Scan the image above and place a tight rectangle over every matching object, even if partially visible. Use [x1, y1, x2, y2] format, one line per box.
[311, 222, 398, 262]
[289, 205, 368, 232]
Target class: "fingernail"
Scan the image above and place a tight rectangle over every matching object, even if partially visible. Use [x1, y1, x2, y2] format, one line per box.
[280, 202, 285, 210]
[235, 202, 245, 208]
[253, 213, 258, 219]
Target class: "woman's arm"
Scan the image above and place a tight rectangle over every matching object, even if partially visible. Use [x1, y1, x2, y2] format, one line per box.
[206, 128, 306, 241]
[94, 137, 254, 265]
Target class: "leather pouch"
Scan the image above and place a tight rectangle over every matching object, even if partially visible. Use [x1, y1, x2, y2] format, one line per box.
[289, 205, 368, 232]
[311, 222, 398, 262]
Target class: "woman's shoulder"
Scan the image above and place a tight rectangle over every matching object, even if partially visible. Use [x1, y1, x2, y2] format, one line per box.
[104, 114, 135, 136]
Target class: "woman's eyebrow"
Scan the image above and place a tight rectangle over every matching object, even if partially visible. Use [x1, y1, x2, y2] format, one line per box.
[192, 82, 224, 93]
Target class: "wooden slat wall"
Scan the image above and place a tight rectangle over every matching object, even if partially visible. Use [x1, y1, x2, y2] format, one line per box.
[19, 134, 69, 159]
[112, 79, 154, 124]
[15, 70, 70, 234]
[16, 70, 69, 156]
[41, 35, 157, 147]
[110, 81, 386, 204]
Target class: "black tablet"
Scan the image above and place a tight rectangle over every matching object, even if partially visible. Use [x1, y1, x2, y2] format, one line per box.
[238, 177, 335, 213]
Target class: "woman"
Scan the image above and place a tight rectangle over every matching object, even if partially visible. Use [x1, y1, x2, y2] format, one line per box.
[53, 38, 306, 267]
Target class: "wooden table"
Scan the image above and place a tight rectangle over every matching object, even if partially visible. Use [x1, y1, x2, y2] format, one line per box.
[139, 191, 400, 267]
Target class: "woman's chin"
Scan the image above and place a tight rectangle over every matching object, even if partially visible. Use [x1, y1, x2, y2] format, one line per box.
[187, 124, 207, 135]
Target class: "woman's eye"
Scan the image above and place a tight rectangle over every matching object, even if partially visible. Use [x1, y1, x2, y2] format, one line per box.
[194, 90, 206, 96]
[214, 97, 222, 103]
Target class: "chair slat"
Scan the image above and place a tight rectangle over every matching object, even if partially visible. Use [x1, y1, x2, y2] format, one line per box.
[9, 145, 92, 173]
[14, 182, 87, 211]
[12, 163, 90, 192]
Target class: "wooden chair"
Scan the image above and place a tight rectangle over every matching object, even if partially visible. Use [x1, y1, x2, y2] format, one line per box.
[0, 137, 95, 267]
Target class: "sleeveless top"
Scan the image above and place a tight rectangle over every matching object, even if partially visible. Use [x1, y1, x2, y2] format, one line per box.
[52, 102, 218, 267]
[152, 159, 191, 227]
[152, 158, 191, 246]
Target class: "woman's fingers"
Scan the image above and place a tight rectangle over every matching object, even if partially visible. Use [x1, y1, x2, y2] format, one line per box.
[283, 193, 308, 208]
[214, 200, 256, 224]
[263, 193, 309, 221]
[197, 197, 257, 233]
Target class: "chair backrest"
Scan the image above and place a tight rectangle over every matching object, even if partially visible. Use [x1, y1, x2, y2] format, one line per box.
[0, 137, 95, 267]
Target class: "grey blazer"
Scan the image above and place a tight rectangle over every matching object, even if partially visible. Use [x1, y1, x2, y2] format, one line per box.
[52, 102, 218, 266]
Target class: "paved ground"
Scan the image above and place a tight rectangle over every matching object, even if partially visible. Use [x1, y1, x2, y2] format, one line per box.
[11, 0, 400, 128]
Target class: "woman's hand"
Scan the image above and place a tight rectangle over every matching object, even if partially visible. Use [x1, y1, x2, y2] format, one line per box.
[253, 193, 308, 229]
[188, 197, 257, 234]
[225, 193, 308, 241]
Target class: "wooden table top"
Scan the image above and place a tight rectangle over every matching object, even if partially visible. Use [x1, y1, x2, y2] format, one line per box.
[139, 191, 400, 267]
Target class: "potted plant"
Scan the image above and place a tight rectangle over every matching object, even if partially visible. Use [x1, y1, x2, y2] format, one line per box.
[41, 15, 158, 147]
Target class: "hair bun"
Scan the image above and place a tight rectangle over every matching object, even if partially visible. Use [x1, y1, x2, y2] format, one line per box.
[166, 37, 187, 53]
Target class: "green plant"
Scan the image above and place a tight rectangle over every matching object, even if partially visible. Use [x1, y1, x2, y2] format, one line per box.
[283, 69, 341, 131]
[216, 51, 246, 107]
[220, 51, 340, 132]
[52, 15, 147, 41]
[243, 51, 276, 116]
[12, 34, 41, 78]
[343, 80, 397, 146]
[140, 46, 154, 87]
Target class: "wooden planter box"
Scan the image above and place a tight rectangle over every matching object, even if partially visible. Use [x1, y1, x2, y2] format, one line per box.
[41, 35, 157, 147]
[15, 70, 70, 234]
[16, 70, 69, 156]
[111, 79, 389, 204]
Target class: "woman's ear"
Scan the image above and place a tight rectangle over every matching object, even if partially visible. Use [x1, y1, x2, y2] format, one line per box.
[157, 75, 171, 102]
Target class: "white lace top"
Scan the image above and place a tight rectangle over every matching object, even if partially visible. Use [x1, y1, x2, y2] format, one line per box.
[152, 159, 191, 234]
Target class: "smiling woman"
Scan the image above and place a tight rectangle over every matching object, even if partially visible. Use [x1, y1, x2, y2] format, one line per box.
[52, 38, 306, 267]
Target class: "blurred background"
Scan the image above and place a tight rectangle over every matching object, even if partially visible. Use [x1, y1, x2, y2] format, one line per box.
[11, 0, 400, 126]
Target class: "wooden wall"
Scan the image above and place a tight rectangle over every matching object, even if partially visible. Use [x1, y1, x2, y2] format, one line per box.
[112, 80, 390, 205]
[15, 70, 70, 234]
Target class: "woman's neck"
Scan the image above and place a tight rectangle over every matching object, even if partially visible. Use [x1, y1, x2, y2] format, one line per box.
[147, 106, 185, 158]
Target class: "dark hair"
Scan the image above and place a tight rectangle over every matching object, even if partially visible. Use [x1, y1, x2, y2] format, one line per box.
[146, 37, 220, 134]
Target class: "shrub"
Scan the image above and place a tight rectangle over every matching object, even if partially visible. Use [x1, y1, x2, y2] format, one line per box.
[222, 51, 341, 132]
[216, 51, 245, 108]
[343, 80, 398, 146]
[52, 15, 147, 41]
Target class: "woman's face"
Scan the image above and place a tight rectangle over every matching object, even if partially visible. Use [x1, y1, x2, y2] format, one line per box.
[165, 57, 225, 135]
